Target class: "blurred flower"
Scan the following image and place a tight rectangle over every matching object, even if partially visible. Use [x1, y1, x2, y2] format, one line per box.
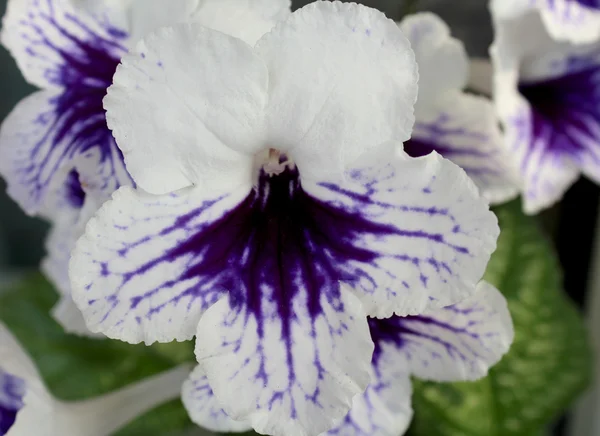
[0, 0, 290, 336]
[490, 6, 600, 214]
[68, 2, 499, 435]
[0, 320, 191, 435]
[398, 12, 519, 205]
[182, 281, 514, 436]
[491, 0, 600, 44]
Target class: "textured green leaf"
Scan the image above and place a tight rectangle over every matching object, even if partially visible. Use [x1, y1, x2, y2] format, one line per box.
[0, 273, 197, 435]
[410, 200, 593, 436]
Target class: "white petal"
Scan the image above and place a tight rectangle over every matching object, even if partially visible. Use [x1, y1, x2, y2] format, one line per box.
[195, 286, 373, 436]
[255, 1, 418, 181]
[303, 142, 499, 318]
[324, 371, 412, 436]
[104, 23, 267, 195]
[398, 13, 468, 108]
[69, 183, 252, 344]
[0, 322, 41, 384]
[369, 281, 514, 382]
[537, 0, 600, 44]
[182, 365, 252, 433]
[407, 91, 519, 205]
[489, 0, 535, 20]
[1, 0, 129, 89]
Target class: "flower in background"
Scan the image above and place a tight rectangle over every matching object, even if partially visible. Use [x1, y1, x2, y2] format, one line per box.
[0, 320, 192, 435]
[492, 0, 600, 44]
[182, 281, 514, 436]
[0, 0, 291, 336]
[398, 12, 519, 205]
[490, 3, 600, 214]
[69, 2, 499, 435]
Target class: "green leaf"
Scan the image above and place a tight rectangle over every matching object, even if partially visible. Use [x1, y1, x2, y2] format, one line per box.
[410, 200, 593, 436]
[0, 273, 197, 435]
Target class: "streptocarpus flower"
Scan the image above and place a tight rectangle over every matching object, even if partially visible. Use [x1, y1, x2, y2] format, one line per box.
[490, 5, 600, 214]
[491, 0, 600, 44]
[398, 12, 519, 205]
[0, 0, 290, 336]
[0, 0, 290, 216]
[182, 281, 514, 436]
[69, 2, 499, 435]
[0, 320, 192, 435]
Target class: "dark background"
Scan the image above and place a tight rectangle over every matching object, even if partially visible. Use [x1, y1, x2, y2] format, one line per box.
[0, 1, 593, 435]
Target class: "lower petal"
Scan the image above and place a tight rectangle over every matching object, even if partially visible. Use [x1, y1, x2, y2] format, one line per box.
[370, 281, 514, 382]
[182, 365, 252, 433]
[324, 371, 412, 436]
[195, 286, 373, 436]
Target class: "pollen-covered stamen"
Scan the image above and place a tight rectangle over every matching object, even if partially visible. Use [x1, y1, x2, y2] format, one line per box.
[262, 148, 295, 176]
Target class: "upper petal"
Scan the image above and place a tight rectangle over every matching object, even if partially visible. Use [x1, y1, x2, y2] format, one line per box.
[303, 141, 499, 318]
[255, 1, 418, 181]
[1, 0, 129, 90]
[537, 0, 600, 44]
[398, 12, 468, 109]
[195, 286, 373, 436]
[104, 23, 267, 195]
[406, 90, 519, 205]
[369, 281, 514, 382]
[69, 183, 251, 344]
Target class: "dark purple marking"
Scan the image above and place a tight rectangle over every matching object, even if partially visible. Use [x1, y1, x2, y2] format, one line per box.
[566, 0, 600, 9]
[0, 371, 25, 434]
[16, 0, 131, 206]
[518, 62, 600, 161]
[65, 169, 85, 208]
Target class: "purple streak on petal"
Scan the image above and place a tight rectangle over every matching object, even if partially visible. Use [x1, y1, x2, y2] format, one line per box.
[65, 169, 85, 208]
[0, 370, 25, 435]
[518, 61, 600, 164]
[14, 0, 131, 205]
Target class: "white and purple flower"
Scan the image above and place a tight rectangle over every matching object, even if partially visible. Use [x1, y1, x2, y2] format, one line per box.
[398, 12, 518, 205]
[0, 320, 192, 435]
[69, 2, 500, 435]
[182, 281, 514, 436]
[491, 0, 600, 44]
[490, 4, 600, 214]
[0, 0, 290, 335]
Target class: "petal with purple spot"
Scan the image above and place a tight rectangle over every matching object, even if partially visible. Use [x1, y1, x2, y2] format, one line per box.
[182, 365, 252, 433]
[369, 281, 514, 382]
[0, 370, 25, 435]
[405, 91, 519, 205]
[195, 286, 373, 436]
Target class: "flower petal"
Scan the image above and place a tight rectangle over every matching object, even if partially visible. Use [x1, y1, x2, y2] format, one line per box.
[104, 23, 267, 195]
[303, 142, 499, 318]
[491, 11, 600, 213]
[398, 13, 468, 108]
[0, 89, 120, 215]
[324, 371, 412, 436]
[0, 369, 26, 435]
[406, 91, 519, 205]
[1, 0, 129, 89]
[537, 0, 600, 44]
[369, 281, 513, 382]
[70, 182, 251, 344]
[195, 286, 373, 436]
[255, 1, 418, 181]
[182, 365, 252, 433]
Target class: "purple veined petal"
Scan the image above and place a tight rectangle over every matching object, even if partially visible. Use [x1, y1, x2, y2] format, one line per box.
[182, 365, 252, 433]
[0, 370, 26, 435]
[195, 286, 373, 436]
[405, 91, 519, 205]
[324, 370, 412, 436]
[1, 0, 130, 90]
[536, 0, 600, 43]
[369, 281, 514, 382]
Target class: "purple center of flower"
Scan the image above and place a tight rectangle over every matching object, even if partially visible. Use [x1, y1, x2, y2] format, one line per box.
[571, 0, 600, 9]
[125, 166, 397, 334]
[65, 170, 86, 208]
[21, 2, 129, 204]
[403, 138, 454, 158]
[0, 371, 25, 435]
[518, 63, 600, 157]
